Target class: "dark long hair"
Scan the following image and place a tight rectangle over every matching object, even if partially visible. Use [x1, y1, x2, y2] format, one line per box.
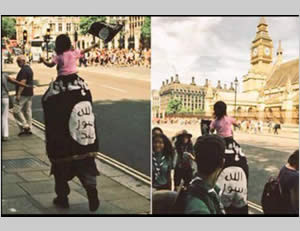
[152, 134, 174, 161]
[213, 101, 227, 120]
[194, 135, 225, 176]
[175, 134, 193, 155]
[55, 34, 71, 55]
[152, 127, 163, 135]
[288, 150, 299, 169]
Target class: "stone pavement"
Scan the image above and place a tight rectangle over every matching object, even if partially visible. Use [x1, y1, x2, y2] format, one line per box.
[2, 119, 150, 215]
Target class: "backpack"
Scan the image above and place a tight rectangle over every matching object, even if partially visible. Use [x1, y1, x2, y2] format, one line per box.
[261, 176, 288, 214]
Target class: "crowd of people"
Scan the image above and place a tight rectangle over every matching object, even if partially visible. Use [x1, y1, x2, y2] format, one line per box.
[152, 101, 299, 215]
[2, 41, 151, 69]
[79, 48, 151, 68]
[153, 117, 283, 135]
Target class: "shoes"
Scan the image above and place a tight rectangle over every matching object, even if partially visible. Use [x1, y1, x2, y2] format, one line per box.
[18, 130, 26, 136]
[87, 188, 100, 212]
[18, 128, 32, 136]
[53, 197, 69, 209]
[24, 127, 33, 135]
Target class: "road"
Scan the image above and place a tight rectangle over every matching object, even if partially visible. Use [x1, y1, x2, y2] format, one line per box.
[156, 123, 299, 213]
[4, 63, 151, 176]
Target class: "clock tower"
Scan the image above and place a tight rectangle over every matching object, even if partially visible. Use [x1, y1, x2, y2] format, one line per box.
[243, 17, 274, 93]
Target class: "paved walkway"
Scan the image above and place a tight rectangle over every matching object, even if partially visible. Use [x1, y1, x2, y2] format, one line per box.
[2, 119, 150, 215]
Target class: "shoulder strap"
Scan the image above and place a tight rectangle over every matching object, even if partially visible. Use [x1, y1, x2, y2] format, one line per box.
[188, 181, 215, 214]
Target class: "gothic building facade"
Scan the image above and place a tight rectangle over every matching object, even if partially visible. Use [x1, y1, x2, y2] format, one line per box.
[155, 17, 299, 124]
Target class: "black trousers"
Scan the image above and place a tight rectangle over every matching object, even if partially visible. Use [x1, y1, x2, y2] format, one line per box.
[54, 171, 97, 198]
[52, 159, 99, 199]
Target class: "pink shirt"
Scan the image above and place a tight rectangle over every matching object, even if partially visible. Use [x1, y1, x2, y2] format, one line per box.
[210, 116, 236, 137]
[52, 49, 81, 76]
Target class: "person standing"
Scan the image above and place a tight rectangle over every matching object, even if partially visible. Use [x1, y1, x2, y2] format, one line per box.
[268, 121, 273, 133]
[2, 72, 32, 141]
[179, 135, 226, 214]
[274, 123, 280, 135]
[152, 134, 175, 191]
[209, 101, 249, 214]
[278, 150, 299, 214]
[2, 73, 10, 141]
[40, 34, 101, 212]
[173, 130, 195, 190]
[13, 55, 34, 136]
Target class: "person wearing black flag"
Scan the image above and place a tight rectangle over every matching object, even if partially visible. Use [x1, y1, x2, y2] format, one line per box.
[215, 137, 249, 214]
[209, 101, 249, 214]
[40, 22, 123, 212]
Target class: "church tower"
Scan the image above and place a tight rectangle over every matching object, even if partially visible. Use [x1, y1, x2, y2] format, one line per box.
[243, 17, 274, 93]
[275, 40, 283, 65]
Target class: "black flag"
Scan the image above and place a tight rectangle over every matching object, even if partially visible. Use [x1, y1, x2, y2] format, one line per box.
[88, 22, 123, 43]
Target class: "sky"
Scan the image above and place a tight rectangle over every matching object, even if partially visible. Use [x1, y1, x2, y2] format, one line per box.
[151, 17, 299, 91]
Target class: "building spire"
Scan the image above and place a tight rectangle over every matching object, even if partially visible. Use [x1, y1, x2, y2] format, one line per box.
[258, 17, 267, 25]
[277, 40, 283, 54]
[276, 40, 283, 65]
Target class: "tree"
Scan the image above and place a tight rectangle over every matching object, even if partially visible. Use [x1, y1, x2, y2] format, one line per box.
[194, 108, 205, 114]
[141, 17, 151, 48]
[179, 107, 188, 114]
[79, 16, 106, 35]
[166, 98, 182, 114]
[2, 17, 16, 39]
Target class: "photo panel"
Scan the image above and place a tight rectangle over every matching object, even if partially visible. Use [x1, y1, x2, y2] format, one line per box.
[1, 16, 151, 215]
[151, 16, 299, 215]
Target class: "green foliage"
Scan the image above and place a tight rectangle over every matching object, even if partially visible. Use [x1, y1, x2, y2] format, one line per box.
[179, 107, 188, 114]
[194, 108, 205, 114]
[166, 98, 182, 114]
[79, 16, 106, 35]
[141, 16, 151, 39]
[2, 17, 16, 39]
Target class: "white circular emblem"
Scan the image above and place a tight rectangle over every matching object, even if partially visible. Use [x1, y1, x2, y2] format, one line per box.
[216, 166, 248, 208]
[99, 27, 109, 40]
[68, 101, 96, 146]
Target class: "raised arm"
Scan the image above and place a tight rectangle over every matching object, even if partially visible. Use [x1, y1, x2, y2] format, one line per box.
[40, 57, 56, 68]
[81, 41, 100, 55]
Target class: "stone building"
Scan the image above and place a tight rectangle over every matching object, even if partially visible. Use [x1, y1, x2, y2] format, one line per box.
[16, 17, 80, 45]
[240, 17, 299, 124]
[158, 74, 235, 118]
[156, 17, 299, 125]
[15, 16, 146, 50]
[152, 90, 160, 118]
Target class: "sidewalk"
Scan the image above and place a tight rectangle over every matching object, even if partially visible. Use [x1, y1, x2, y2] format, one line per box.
[2, 118, 150, 215]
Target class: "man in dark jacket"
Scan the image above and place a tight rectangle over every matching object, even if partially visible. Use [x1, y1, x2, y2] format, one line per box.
[13, 55, 34, 136]
[182, 135, 226, 214]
